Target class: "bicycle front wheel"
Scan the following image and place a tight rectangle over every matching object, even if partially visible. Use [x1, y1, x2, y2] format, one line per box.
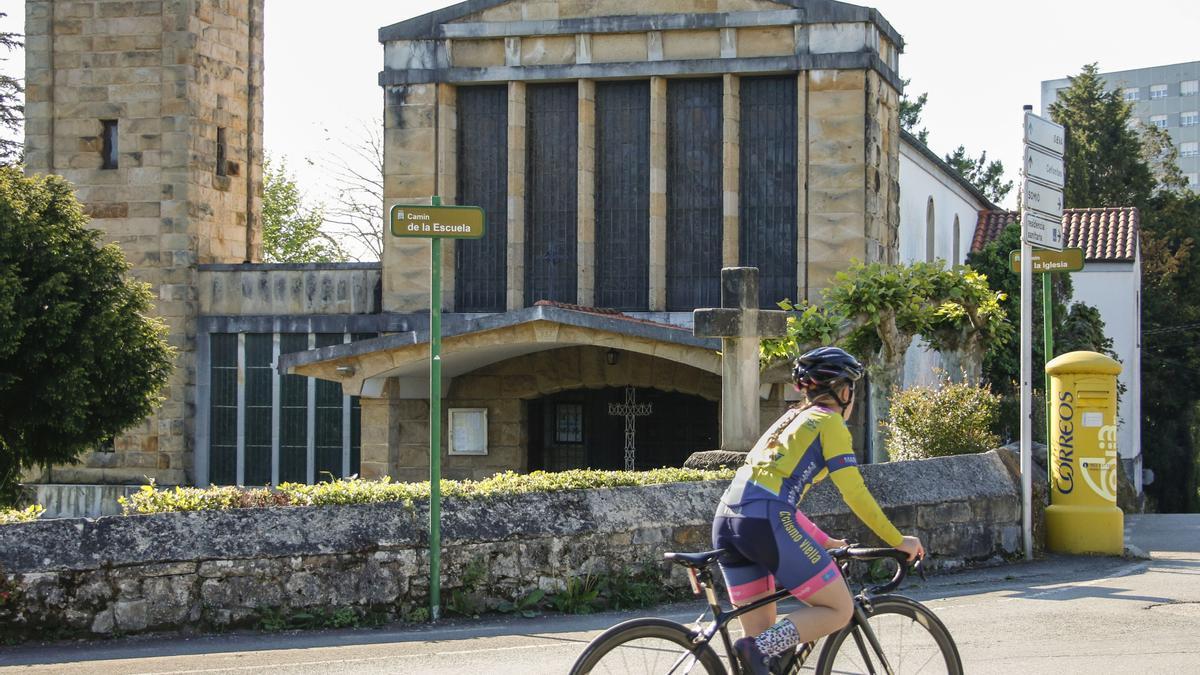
[815, 596, 962, 675]
[569, 617, 725, 675]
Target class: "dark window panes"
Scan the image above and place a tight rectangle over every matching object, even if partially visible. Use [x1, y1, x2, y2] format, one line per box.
[101, 120, 118, 170]
[314, 333, 344, 481]
[739, 76, 798, 308]
[279, 333, 309, 483]
[595, 81, 651, 310]
[456, 85, 509, 312]
[525, 82, 579, 305]
[667, 78, 722, 310]
[209, 334, 238, 485]
[555, 403, 584, 444]
[244, 333, 273, 486]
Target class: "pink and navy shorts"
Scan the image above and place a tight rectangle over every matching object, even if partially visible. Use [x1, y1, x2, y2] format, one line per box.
[712, 501, 842, 604]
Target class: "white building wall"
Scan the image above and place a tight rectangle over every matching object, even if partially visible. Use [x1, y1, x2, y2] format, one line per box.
[898, 140, 991, 387]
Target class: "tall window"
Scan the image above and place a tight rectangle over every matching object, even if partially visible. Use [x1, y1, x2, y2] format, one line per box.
[952, 215, 961, 266]
[1181, 80, 1199, 96]
[1150, 115, 1168, 129]
[1150, 84, 1168, 100]
[455, 85, 509, 312]
[925, 197, 936, 263]
[101, 120, 118, 170]
[216, 127, 228, 176]
[1182, 111, 1198, 127]
[525, 83, 579, 305]
[595, 80, 650, 310]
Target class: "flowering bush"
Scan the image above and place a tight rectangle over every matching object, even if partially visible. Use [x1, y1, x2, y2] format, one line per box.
[0, 504, 44, 526]
[119, 467, 735, 515]
[882, 375, 1001, 461]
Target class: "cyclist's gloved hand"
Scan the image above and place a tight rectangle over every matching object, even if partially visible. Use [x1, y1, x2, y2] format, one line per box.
[898, 535, 925, 561]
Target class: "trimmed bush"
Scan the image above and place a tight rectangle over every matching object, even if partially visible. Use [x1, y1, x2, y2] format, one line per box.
[0, 504, 43, 525]
[119, 467, 735, 516]
[883, 376, 1001, 461]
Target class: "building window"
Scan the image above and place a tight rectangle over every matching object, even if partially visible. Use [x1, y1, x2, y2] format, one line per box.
[1182, 142, 1199, 158]
[448, 408, 488, 456]
[554, 403, 584, 444]
[1150, 115, 1168, 129]
[1182, 111, 1199, 127]
[925, 197, 936, 263]
[1122, 87, 1139, 102]
[1150, 84, 1168, 100]
[216, 127, 228, 176]
[952, 215, 961, 266]
[1182, 80, 1199, 96]
[1186, 173, 1199, 189]
[100, 120, 118, 170]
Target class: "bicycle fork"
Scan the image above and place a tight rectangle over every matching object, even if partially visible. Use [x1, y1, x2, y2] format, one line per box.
[847, 600, 895, 675]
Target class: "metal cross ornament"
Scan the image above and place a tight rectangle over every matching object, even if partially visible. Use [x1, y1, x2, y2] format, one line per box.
[609, 386, 653, 470]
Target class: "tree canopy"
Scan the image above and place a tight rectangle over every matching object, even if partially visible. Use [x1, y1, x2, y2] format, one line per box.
[262, 156, 348, 263]
[0, 168, 174, 504]
[899, 78, 929, 145]
[0, 12, 22, 165]
[944, 145, 1014, 204]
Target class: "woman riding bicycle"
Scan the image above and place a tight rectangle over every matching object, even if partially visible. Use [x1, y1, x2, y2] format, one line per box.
[712, 346, 924, 675]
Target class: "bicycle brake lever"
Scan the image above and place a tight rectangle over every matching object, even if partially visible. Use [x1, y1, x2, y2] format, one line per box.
[914, 556, 927, 582]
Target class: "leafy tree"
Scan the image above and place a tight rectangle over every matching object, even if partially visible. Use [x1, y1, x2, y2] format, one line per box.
[943, 145, 1013, 204]
[762, 261, 1011, 458]
[0, 12, 22, 164]
[0, 168, 174, 504]
[899, 78, 929, 145]
[1048, 63, 1155, 209]
[262, 155, 348, 263]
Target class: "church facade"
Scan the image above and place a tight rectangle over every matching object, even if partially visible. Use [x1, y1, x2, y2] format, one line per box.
[23, 0, 904, 500]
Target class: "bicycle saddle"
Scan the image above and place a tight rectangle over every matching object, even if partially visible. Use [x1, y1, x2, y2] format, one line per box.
[664, 549, 725, 569]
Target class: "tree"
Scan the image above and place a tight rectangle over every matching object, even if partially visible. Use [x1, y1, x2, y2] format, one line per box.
[1048, 63, 1155, 209]
[262, 155, 349, 263]
[899, 78, 929, 145]
[762, 261, 1011, 458]
[944, 145, 1013, 204]
[0, 168, 174, 504]
[311, 119, 384, 261]
[0, 12, 22, 164]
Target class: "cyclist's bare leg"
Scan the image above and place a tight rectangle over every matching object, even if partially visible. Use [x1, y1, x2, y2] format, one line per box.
[734, 591, 777, 637]
[779, 579, 854, 643]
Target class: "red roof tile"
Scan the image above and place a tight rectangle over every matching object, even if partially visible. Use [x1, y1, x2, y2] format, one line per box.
[971, 207, 1139, 262]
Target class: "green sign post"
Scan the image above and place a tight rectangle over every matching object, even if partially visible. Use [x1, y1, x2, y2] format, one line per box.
[390, 197, 485, 621]
[1010, 247, 1085, 483]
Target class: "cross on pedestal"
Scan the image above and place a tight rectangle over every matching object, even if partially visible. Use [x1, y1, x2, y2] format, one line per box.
[693, 267, 790, 452]
[608, 386, 653, 470]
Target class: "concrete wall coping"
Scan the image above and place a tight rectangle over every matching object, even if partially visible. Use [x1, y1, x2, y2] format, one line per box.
[198, 263, 382, 272]
[0, 451, 1018, 575]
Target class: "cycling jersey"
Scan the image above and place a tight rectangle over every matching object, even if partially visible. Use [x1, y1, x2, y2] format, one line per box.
[719, 406, 903, 548]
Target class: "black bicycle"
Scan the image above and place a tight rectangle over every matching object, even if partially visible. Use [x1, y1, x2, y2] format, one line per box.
[570, 546, 962, 675]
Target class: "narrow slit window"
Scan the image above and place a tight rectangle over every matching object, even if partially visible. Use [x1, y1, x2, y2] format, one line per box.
[101, 120, 118, 170]
[216, 127, 227, 176]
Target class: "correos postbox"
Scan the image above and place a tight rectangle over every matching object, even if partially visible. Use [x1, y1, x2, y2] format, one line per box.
[1044, 351, 1123, 555]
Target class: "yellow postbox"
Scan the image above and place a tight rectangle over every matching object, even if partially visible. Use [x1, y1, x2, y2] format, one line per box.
[1044, 351, 1123, 555]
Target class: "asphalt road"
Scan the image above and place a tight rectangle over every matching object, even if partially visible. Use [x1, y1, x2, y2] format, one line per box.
[2, 514, 1197, 674]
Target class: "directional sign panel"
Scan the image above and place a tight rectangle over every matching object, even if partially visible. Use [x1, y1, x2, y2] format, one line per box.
[1022, 181, 1064, 219]
[1009, 247, 1084, 273]
[390, 204, 486, 239]
[1022, 208, 1064, 251]
[1024, 112, 1066, 155]
[1025, 146, 1065, 188]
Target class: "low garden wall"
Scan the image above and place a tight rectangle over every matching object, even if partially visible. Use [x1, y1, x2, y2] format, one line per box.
[0, 451, 1022, 639]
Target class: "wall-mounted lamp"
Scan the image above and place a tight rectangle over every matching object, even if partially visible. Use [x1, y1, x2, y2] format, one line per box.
[606, 349, 619, 366]
[335, 365, 356, 377]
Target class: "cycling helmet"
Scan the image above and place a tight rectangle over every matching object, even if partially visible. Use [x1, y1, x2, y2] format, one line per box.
[792, 346, 864, 407]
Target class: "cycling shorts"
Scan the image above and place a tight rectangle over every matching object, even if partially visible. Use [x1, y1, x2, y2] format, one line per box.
[711, 502, 841, 604]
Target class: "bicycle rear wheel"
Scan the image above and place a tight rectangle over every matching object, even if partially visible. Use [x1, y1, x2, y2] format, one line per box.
[569, 617, 725, 675]
[815, 596, 962, 675]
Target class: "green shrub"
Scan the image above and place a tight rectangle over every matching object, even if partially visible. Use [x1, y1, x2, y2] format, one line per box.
[0, 504, 44, 525]
[119, 467, 735, 516]
[883, 375, 1001, 461]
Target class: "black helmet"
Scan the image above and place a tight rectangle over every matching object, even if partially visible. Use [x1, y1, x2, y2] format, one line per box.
[792, 346, 865, 390]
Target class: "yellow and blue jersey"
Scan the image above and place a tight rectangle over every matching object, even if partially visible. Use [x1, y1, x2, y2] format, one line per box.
[720, 406, 904, 548]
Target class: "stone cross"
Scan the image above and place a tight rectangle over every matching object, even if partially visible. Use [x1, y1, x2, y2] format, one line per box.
[693, 267, 790, 452]
[608, 386, 653, 470]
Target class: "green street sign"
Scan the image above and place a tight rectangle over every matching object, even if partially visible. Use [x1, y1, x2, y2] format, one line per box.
[1009, 247, 1085, 273]
[390, 204, 486, 238]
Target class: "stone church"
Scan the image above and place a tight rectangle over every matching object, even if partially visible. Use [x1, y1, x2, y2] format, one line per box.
[23, 0, 904, 506]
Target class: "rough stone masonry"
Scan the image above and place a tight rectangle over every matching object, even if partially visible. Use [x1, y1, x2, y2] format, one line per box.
[0, 452, 1023, 639]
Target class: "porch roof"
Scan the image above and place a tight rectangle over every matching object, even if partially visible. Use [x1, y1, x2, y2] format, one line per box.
[278, 303, 723, 397]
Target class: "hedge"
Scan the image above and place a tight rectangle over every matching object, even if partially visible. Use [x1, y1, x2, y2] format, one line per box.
[0, 504, 44, 525]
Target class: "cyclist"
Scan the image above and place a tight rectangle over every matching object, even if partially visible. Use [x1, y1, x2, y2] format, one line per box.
[711, 346, 924, 675]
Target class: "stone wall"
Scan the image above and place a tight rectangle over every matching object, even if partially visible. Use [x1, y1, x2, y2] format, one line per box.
[197, 263, 382, 316]
[0, 451, 1023, 639]
[23, 0, 265, 486]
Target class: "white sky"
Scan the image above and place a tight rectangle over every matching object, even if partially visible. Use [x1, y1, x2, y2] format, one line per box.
[4, 0, 1199, 239]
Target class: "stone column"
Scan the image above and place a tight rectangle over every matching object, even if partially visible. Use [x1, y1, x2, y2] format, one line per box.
[577, 79, 596, 307]
[722, 74, 740, 268]
[358, 381, 401, 480]
[506, 81, 527, 311]
[648, 76, 668, 311]
[866, 70, 901, 266]
[382, 83, 438, 312]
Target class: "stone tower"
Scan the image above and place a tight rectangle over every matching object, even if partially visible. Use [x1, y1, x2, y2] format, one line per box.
[23, 0, 265, 485]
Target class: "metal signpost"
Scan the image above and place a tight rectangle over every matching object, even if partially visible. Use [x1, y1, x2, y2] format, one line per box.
[390, 198, 485, 620]
[1020, 107, 1066, 561]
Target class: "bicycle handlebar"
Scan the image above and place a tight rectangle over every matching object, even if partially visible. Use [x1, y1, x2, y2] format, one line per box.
[829, 545, 925, 596]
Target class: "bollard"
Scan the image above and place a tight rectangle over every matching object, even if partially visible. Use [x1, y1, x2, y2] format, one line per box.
[1044, 351, 1123, 555]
